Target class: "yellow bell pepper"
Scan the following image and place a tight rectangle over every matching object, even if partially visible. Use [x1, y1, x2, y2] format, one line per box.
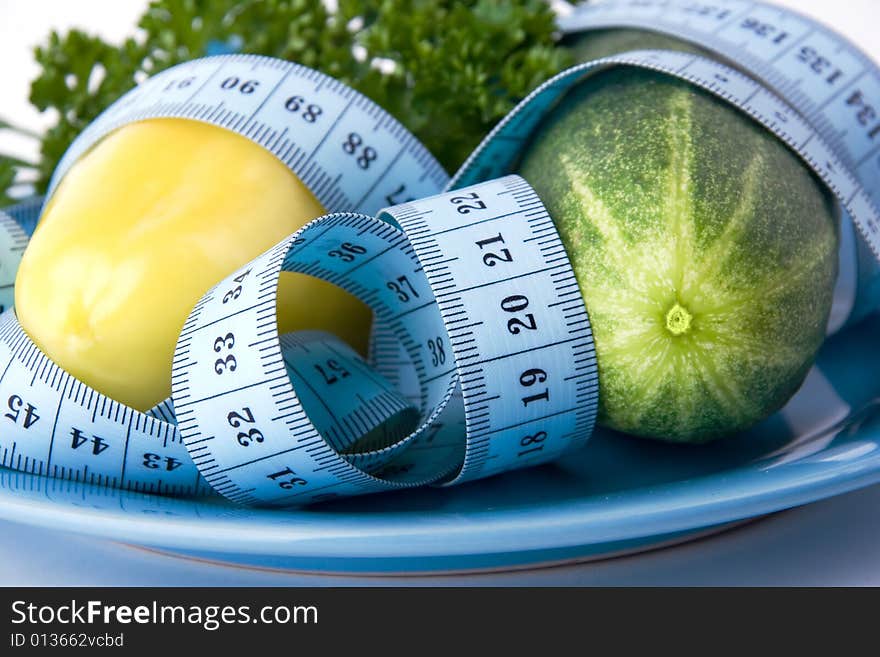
[14, 118, 372, 411]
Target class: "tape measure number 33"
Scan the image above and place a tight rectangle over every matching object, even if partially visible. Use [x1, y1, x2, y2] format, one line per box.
[1, 0, 878, 506]
[0, 54, 598, 506]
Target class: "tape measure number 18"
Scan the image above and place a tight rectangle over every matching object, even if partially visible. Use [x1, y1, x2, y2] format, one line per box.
[2, 0, 879, 507]
[0, 54, 598, 505]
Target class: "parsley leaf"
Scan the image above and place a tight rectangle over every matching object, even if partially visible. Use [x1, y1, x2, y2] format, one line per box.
[12, 0, 568, 197]
[350, 0, 570, 169]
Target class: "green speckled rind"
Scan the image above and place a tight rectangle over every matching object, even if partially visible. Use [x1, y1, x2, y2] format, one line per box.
[565, 28, 711, 62]
[518, 68, 838, 443]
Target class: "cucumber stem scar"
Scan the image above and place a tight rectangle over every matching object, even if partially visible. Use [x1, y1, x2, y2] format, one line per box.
[665, 302, 693, 336]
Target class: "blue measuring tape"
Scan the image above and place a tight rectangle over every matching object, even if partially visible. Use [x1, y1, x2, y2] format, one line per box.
[0, 54, 597, 504]
[558, 0, 880, 329]
[0, 0, 877, 505]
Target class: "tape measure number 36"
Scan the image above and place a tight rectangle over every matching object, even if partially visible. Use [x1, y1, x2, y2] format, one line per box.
[1, 0, 879, 506]
[0, 53, 597, 505]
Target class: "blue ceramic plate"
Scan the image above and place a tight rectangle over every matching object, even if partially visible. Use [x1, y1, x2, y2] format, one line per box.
[0, 316, 878, 574]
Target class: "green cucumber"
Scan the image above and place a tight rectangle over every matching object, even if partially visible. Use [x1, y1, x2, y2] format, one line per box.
[518, 60, 838, 443]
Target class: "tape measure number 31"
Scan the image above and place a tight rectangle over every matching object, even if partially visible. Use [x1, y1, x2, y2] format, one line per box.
[1, 0, 878, 506]
[0, 53, 598, 505]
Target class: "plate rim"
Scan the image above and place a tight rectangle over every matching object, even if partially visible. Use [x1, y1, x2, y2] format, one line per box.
[0, 422, 878, 561]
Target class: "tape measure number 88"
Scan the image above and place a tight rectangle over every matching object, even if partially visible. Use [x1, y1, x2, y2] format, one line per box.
[0, 53, 598, 505]
[1, 0, 878, 506]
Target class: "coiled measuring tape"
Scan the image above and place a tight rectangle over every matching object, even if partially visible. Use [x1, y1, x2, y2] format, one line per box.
[0, 54, 598, 504]
[1, 0, 879, 506]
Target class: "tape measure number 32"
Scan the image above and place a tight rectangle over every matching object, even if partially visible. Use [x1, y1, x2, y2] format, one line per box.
[1, 0, 878, 506]
[0, 53, 598, 505]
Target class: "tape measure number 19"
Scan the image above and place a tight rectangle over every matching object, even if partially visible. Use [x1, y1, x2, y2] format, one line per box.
[2, 0, 879, 507]
[0, 54, 598, 505]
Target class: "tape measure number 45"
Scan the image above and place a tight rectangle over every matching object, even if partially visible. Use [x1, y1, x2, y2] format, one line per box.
[0, 0, 878, 506]
[0, 53, 597, 505]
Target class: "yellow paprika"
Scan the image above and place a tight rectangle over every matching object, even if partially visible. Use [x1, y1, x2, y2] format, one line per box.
[14, 118, 372, 411]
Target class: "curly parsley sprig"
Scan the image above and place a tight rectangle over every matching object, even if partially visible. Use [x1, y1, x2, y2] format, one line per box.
[0, 160, 18, 207]
[6, 0, 569, 198]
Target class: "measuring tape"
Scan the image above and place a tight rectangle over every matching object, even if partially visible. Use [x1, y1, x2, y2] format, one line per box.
[557, 0, 880, 329]
[169, 178, 596, 504]
[1, 0, 879, 505]
[0, 54, 598, 504]
[0, 204, 30, 315]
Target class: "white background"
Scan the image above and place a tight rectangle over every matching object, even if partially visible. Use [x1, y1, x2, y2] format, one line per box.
[0, 0, 879, 584]
[2, 0, 878, 160]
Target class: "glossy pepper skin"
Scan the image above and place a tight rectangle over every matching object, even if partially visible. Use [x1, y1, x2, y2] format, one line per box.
[14, 118, 372, 411]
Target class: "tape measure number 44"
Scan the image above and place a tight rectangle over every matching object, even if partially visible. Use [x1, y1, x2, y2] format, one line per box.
[0, 53, 597, 505]
[0, 0, 878, 506]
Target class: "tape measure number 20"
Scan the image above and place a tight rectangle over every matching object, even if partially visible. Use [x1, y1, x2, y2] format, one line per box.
[1, 0, 878, 506]
[0, 54, 598, 505]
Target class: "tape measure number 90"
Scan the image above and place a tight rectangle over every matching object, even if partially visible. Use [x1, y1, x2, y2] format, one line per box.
[0, 53, 598, 505]
[1, 0, 879, 506]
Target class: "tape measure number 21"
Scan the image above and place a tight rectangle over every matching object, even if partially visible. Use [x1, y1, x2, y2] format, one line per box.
[0, 54, 598, 505]
[1, 0, 878, 506]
